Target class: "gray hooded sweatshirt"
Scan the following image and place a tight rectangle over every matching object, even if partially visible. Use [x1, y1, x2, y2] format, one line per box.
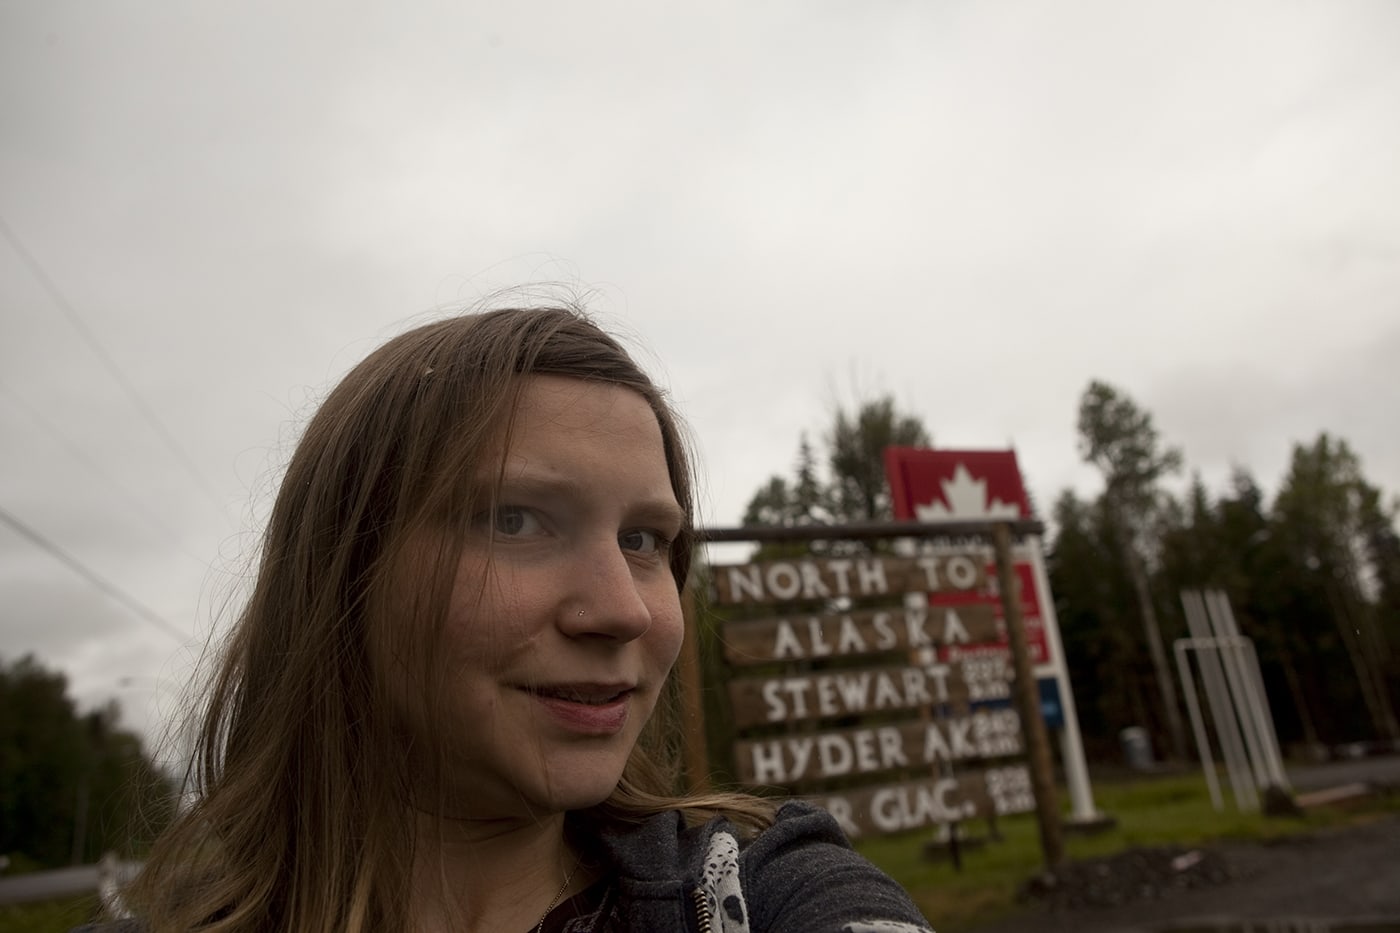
[73, 801, 934, 933]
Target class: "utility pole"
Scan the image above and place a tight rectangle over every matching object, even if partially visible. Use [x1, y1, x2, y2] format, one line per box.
[994, 522, 1064, 869]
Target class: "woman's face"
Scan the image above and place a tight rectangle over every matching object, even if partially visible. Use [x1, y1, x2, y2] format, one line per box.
[406, 375, 686, 818]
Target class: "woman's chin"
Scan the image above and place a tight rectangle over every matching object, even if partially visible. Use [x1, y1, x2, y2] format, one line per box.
[540, 773, 625, 813]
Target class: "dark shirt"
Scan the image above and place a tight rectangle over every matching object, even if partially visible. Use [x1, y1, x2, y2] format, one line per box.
[71, 802, 933, 932]
[540, 877, 612, 933]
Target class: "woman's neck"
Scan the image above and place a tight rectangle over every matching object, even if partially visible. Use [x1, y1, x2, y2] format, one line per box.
[407, 810, 590, 933]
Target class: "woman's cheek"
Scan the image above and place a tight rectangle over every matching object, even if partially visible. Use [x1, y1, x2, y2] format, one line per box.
[655, 600, 687, 668]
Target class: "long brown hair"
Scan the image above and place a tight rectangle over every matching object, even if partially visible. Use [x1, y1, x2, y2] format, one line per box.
[126, 306, 771, 933]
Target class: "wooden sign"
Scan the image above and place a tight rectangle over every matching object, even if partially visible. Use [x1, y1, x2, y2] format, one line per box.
[721, 604, 999, 665]
[733, 708, 1022, 785]
[712, 553, 986, 606]
[726, 656, 1012, 728]
[810, 765, 1034, 840]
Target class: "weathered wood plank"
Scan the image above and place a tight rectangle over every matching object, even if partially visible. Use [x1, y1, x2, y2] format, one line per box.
[808, 765, 1035, 839]
[711, 553, 986, 606]
[733, 708, 1022, 785]
[720, 604, 999, 665]
[726, 656, 1013, 728]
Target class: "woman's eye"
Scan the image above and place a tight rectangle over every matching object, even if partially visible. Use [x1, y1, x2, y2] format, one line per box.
[619, 528, 669, 556]
[492, 506, 543, 537]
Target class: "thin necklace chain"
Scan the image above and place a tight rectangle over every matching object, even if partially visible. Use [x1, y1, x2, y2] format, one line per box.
[534, 855, 580, 933]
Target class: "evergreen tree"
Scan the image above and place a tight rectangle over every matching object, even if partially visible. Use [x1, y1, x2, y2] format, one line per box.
[1272, 435, 1400, 741]
[1076, 380, 1189, 759]
[742, 395, 930, 529]
[826, 397, 930, 523]
[1047, 490, 1154, 758]
[0, 655, 176, 868]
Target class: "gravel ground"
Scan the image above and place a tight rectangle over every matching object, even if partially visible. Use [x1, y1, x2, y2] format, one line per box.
[967, 811, 1400, 933]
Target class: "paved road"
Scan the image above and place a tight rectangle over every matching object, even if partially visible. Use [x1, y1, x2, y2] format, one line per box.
[1286, 752, 1400, 793]
[971, 754, 1400, 933]
[4, 755, 1398, 925]
[972, 812, 1400, 933]
[0, 859, 139, 907]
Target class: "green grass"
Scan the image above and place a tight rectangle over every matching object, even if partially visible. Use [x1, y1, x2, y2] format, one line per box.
[7, 775, 1397, 933]
[0, 894, 101, 933]
[855, 770, 1400, 932]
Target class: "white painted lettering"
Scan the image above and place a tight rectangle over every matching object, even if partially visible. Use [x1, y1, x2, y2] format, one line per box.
[925, 664, 952, 702]
[818, 734, 853, 776]
[924, 722, 951, 762]
[871, 781, 963, 832]
[919, 778, 967, 823]
[817, 676, 840, 716]
[787, 737, 814, 779]
[949, 717, 976, 758]
[751, 741, 787, 783]
[772, 620, 804, 659]
[873, 671, 903, 709]
[827, 559, 854, 595]
[781, 679, 810, 719]
[761, 680, 786, 722]
[856, 559, 887, 595]
[853, 730, 879, 772]
[904, 607, 930, 646]
[836, 616, 867, 654]
[900, 667, 932, 705]
[836, 673, 871, 712]
[878, 727, 908, 768]
[943, 608, 970, 644]
[808, 616, 833, 657]
[946, 555, 980, 590]
[916, 556, 941, 590]
[766, 563, 802, 601]
[727, 565, 765, 602]
[800, 562, 831, 599]
[871, 789, 903, 833]
[823, 796, 859, 838]
[872, 612, 896, 649]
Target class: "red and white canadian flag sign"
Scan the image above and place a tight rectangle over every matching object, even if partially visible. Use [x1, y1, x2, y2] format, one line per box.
[884, 448, 1052, 667]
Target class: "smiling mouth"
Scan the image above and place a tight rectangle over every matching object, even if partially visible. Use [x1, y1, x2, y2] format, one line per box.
[524, 684, 635, 734]
[526, 685, 632, 705]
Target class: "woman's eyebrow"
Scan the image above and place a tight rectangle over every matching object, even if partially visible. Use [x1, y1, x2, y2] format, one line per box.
[487, 469, 684, 527]
[628, 498, 687, 531]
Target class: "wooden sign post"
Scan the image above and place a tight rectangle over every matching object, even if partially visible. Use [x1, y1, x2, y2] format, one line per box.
[690, 519, 1051, 846]
[993, 522, 1064, 869]
[677, 579, 711, 795]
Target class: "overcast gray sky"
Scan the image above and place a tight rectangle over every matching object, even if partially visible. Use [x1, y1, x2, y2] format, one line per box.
[3, 1, 1398, 752]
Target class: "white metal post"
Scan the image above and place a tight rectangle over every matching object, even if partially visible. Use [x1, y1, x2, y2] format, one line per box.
[1182, 592, 1257, 810]
[1208, 592, 1289, 790]
[1174, 640, 1223, 811]
[1243, 640, 1290, 790]
[1027, 539, 1100, 821]
[1204, 592, 1271, 790]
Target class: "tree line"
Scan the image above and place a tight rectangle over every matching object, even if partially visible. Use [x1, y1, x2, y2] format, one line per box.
[740, 382, 1400, 764]
[1060, 381, 1398, 759]
[0, 655, 176, 871]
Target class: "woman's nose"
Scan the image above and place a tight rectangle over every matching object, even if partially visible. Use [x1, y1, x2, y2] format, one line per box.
[557, 540, 653, 642]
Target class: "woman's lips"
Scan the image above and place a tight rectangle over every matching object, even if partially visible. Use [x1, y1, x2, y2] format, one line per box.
[525, 684, 634, 735]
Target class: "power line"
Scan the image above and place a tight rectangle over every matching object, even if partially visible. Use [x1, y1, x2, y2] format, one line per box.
[0, 211, 229, 514]
[0, 377, 213, 567]
[0, 504, 188, 644]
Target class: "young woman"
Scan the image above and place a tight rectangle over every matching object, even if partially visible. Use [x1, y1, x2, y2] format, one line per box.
[82, 306, 933, 933]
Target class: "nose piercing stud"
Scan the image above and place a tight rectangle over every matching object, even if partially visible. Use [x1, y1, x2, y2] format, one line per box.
[578, 610, 586, 617]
